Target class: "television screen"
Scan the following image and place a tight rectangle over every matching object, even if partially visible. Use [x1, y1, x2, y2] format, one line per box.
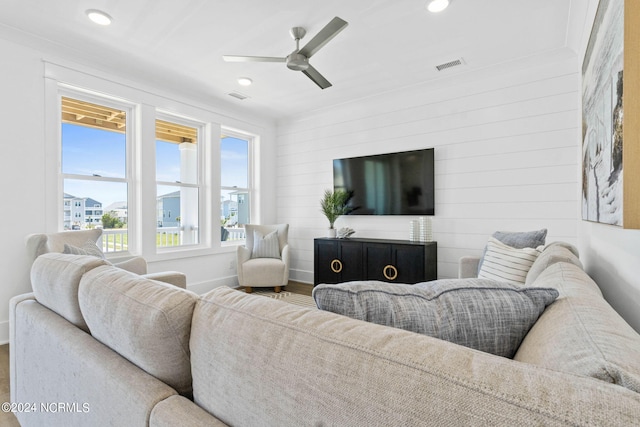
[333, 148, 434, 215]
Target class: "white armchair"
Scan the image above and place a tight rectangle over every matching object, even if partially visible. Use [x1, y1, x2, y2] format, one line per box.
[25, 229, 187, 288]
[458, 256, 481, 278]
[236, 224, 290, 293]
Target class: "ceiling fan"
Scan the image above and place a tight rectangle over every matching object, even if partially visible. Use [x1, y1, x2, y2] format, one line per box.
[223, 16, 348, 89]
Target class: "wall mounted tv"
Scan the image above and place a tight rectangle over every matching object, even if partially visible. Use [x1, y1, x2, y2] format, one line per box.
[333, 148, 435, 216]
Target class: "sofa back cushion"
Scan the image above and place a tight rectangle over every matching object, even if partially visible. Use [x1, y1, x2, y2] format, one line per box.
[514, 262, 640, 393]
[188, 287, 640, 426]
[525, 241, 582, 285]
[78, 265, 197, 397]
[31, 253, 109, 332]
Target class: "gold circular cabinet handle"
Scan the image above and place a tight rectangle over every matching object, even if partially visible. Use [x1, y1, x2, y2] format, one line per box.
[383, 265, 398, 281]
[330, 259, 343, 273]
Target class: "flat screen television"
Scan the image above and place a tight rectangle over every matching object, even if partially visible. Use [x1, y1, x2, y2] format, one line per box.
[333, 148, 435, 215]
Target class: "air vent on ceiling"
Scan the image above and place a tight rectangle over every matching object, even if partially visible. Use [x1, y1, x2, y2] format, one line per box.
[435, 58, 464, 71]
[228, 92, 249, 100]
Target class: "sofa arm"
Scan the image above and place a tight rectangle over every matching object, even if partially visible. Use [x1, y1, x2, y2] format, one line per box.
[150, 395, 227, 427]
[143, 271, 187, 289]
[459, 256, 480, 278]
[113, 256, 148, 275]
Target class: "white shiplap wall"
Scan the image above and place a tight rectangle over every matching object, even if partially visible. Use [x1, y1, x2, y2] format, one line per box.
[276, 50, 581, 284]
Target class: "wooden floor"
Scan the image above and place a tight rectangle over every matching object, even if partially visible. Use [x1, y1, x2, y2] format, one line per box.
[0, 281, 313, 427]
[283, 281, 313, 296]
[0, 344, 20, 426]
[240, 280, 313, 296]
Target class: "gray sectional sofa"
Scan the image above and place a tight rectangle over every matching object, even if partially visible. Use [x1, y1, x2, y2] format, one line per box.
[10, 246, 640, 426]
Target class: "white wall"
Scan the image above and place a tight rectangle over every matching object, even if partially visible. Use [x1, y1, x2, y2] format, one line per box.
[0, 36, 277, 343]
[277, 49, 581, 285]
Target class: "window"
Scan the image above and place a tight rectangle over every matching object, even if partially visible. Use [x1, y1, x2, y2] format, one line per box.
[221, 132, 251, 242]
[61, 96, 130, 252]
[50, 67, 259, 259]
[156, 117, 202, 249]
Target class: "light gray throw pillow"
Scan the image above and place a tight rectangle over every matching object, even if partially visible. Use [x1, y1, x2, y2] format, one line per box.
[477, 228, 548, 274]
[313, 279, 558, 358]
[251, 230, 281, 259]
[63, 240, 106, 259]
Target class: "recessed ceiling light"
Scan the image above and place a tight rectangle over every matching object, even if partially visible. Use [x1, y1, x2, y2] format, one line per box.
[237, 77, 253, 86]
[427, 0, 450, 13]
[86, 9, 113, 26]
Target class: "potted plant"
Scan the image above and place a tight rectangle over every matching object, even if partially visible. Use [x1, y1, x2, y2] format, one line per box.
[320, 189, 354, 237]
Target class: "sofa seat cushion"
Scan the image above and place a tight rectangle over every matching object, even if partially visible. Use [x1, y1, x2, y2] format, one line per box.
[313, 279, 558, 358]
[31, 253, 109, 332]
[78, 265, 198, 397]
[515, 262, 640, 393]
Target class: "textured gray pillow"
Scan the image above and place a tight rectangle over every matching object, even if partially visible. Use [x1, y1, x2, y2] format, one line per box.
[63, 240, 106, 259]
[477, 229, 547, 274]
[313, 279, 558, 358]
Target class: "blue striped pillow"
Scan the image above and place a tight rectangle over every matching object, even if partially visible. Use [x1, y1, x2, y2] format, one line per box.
[251, 230, 281, 259]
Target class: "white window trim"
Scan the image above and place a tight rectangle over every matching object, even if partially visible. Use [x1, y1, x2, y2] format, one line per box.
[220, 127, 256, 247]
[53, 85, 140, 257]
[44, 61, 248, 262]
[154, 111, 210, 254]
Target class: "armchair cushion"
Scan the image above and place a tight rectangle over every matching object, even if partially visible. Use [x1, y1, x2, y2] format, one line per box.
[251, 230, 281, 259]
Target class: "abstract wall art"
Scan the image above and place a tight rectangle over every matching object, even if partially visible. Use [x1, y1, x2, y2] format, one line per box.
[582, 0, 624, 226]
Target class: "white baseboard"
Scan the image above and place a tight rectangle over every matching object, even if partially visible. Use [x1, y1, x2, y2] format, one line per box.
[0, 320, 9, 345]
[290, 269, 313, 285]
[187, 275, 239, 295]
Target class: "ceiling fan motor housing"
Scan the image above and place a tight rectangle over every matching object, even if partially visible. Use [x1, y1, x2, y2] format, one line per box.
[286, 53, 309, 71]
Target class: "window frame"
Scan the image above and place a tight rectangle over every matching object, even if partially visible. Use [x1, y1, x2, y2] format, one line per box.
[44, 62, 259, 262]
[57, 87, 139, 256]
[155, 111, 208, 253]
[220, 128, 255, 246]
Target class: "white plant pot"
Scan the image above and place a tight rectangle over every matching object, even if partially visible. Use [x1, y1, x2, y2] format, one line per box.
[328, 228, 337, 238]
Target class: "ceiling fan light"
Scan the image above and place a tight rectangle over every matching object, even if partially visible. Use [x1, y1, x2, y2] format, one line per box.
[237, 77, 253, 86]
[86, 9, 112, 26]
[427, 0, 450, 13]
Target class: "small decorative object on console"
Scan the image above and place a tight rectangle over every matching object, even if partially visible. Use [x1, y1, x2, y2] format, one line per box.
[336, 227, 355, 239]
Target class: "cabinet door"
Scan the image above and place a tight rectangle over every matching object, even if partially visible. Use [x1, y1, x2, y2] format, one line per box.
[315, 240, 340, 284]
[364, 243, 392, 281]
[393, 245, 425, 283]
[338, 240, 364, 282]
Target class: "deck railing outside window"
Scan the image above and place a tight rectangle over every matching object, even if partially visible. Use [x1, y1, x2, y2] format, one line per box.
[99, 226, 246, 253]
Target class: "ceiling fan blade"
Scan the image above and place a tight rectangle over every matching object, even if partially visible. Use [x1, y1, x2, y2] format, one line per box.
[298, 16, 348, 58]
[222, 55, 286, 63]
[302, 65, 332, 89]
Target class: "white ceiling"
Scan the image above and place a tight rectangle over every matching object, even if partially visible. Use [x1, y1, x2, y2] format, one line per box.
[0, 0, 591, 119]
